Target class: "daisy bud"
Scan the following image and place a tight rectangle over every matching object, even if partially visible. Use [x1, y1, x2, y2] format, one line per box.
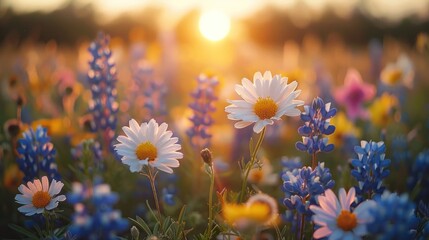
[130, 226, 139, 240]
[200, 148, 213, 166]
[16, 95, 25, 107]
[4, 119, 21, 139]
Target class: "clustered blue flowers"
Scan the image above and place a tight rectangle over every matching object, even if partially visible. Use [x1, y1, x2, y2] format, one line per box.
[71, 139, 103, 172]
[131, 64, 167, 121]
[87, 32, 119, 151]
[67, 178, 128, 239]
[351, 140, 391, 202]
[407, 149, 429, 204]
[367, 191, 418, 240]
[16, 125, 61, 182]
[187, 74, 218, 148]
[295, 97, 336, 155]
[282, 162, 335, 216]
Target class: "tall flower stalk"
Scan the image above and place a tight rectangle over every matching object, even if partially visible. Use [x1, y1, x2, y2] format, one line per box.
[87, 32, 119, 153]
[187, 74, 218, 149]
[16, 126, 61, 182]
[296, 97, 336, 168]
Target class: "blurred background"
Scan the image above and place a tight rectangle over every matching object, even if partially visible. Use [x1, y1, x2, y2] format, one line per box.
[1, 1, 429, 237]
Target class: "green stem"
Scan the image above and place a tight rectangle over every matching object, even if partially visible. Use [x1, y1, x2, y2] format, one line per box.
[147, 165, 162, 222]
[207, 165, 215, 237]
[299, 212, 305, 240]
[239, 127, 266, 202]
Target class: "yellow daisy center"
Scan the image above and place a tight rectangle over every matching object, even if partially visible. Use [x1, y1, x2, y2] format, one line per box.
[136, 141, 157, 162]
[253, 97, 278, 120]
[32, 191, 51, 208]
[337, 210, 357, 231]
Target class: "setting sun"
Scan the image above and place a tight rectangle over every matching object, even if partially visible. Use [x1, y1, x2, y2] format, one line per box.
[199, 10, 231, 41]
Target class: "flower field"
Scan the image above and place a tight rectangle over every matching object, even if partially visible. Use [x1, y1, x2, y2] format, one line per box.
[1, 6, 429, 239]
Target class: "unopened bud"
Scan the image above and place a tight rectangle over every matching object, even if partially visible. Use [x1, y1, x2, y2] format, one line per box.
[200, 148, 213, 166]
[130, 226, 140, 240]
[147, 236, 158, 240]
[4, 119, 21, 139]
[16, 95, 25, 107]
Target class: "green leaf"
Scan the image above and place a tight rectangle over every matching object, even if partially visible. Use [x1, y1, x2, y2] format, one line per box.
[8, 224, 39, 239]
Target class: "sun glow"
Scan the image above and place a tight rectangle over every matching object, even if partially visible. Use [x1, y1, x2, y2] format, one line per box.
[199, 10, 231, 41]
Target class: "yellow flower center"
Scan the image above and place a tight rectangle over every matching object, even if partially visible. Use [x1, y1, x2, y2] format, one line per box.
[136, 142, 157, 162]
[253, 97, 278, 120]
[32, 191, 51, 208]
[337, 210, 357, 231]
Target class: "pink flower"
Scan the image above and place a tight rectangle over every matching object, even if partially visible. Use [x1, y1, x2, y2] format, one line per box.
[334, 69, 375, 120]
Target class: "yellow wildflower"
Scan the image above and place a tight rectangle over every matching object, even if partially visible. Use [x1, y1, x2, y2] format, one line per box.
[4, 164, 24, 191]
[329, 112, 361, 147]
[369, 93, 399, 128]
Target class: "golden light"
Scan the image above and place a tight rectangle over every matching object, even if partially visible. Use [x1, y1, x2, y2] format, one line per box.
[199, 10, 231, 41]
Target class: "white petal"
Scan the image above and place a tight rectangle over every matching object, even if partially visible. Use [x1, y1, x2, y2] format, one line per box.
[34, 178, 42, 191]
[45, 200, 59, 210]
[49, 180, 64, 196]
[15, 194, 32, 205]
[313, 226, 332, 239]
[27, 181, 38, 193]
[18, 184, 33, 197]
[234, 121, 253, 129]
[253, 120, 267, 133]
[154, 164, 173, 174]
[42, 176, 49, 192]
[129, 119, 141, 133]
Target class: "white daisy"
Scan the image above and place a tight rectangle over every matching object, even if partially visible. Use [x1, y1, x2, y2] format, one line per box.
[15, 176, 66, 216]
[115, 118, 183, 174]
[310, 187, 376, 240]
[225, 71, 304, 133]
[246, 193, 278, 225]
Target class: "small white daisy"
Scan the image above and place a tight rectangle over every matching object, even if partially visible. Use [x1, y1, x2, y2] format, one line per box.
[15, 176, 66, 216]
[310, 187, 376, 240]
[225, 71, 304, 133]
[115, 118, 183, 174]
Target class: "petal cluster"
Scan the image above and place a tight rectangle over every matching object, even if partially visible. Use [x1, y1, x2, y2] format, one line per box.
[225, 71, 303, 133]
[115, 119, 183, 174]
[15, 176, 66, 216]
[334, 69, 375, 120]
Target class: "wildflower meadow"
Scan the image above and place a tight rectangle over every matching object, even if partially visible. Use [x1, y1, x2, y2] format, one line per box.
[1, 2, 429, 239]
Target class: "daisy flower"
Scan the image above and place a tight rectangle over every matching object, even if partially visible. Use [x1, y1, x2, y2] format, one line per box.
[310, 187, 375, 240]
[115, 119, 183, 174]
[225, 71, 303, 133]
[15, 176, 66, 216]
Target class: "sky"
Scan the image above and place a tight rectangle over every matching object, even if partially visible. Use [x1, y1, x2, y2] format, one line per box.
[2, 0, 429, 22]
